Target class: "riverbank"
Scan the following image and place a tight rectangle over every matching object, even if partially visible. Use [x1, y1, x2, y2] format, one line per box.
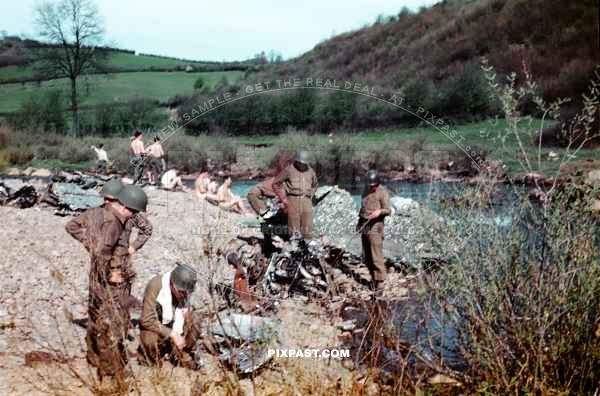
[0, 186, 424, 395]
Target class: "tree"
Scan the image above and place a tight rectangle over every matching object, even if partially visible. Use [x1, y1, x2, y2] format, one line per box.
[34, 0, 106, 135]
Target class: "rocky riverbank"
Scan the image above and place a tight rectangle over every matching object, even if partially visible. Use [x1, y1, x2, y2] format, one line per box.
[0, 185, 421, 395]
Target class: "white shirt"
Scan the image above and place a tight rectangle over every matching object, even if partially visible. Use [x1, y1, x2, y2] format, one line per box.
[161, 169, 181, 189]
[92, 147, 108, 161]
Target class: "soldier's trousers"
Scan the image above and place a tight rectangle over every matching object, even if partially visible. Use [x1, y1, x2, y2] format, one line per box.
[86, 282, 130, 379]
[360, 220, 386, 282]
[97, 160, 108, 175]
[139, 313, 200, 369]
[130, 156, 144, 184]
[287, 196, 313, 240]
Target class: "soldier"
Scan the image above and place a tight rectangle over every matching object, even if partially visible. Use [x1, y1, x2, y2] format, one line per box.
[247, 177, 277, 217]
[139, 263, 200, 369]
[65, 184, 147, 382]
[357, 169, 391, 292]
[91, 144, 109, 175]
[108, 183, 152, 304]
[273, 150, 318, 240]
[130, 131, 146, 184]
[146, 136, 165, 185]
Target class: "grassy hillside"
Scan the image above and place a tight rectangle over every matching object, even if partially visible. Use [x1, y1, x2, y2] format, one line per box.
[0, 71, 242, 114]
[254, 0, 597, 101]
[0, 38, 253, 84]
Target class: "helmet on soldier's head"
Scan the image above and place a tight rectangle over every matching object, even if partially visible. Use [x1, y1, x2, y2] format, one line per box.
[117, 185, 148, 212]
[171, 262, 197, 293]
[293, 150, 311, 166]
[367, 169, 380, 185]
[101, 178, 123, 200]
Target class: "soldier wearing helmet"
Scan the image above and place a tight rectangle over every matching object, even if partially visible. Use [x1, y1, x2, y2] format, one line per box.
[357, 169, 391, 292]
[65, 181, 141, 382]
[105, 183, 153, 304]
[139, 263, 200, 369]
[272, 150, 318, 240]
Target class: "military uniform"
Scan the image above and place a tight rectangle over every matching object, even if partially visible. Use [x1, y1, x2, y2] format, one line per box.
[139, 275, 199, 368]
[358, 185, 391, 282]
[273, 165, 318, 239]
[65, 205, 130, 379]
[247, 177, 277, 215]
[114, 213, 153, 296]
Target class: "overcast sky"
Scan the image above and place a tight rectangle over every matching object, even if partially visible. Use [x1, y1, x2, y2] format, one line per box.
[2, 0, 438, 61]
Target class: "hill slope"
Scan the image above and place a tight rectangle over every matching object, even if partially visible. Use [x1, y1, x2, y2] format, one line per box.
[257, 0, 597, 101]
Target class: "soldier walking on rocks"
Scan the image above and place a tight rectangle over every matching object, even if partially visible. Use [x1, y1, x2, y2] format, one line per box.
[357, 169, 391, 292]
[273, 150, 318, 240]
[65, 184, 148, 383]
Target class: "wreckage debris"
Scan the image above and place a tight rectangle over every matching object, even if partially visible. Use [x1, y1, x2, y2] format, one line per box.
[208, 311, 281, 373]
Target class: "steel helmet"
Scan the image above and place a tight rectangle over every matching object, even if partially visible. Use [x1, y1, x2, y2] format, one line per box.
[293, 150, 311, 166]
[171, 262, 197, 293]
[117, 185, 148, 212]
[100, 178, 123, 200]
[366, 169, 380, 185]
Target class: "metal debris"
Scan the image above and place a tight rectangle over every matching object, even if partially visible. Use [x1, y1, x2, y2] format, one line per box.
[208, 311, 281, 373]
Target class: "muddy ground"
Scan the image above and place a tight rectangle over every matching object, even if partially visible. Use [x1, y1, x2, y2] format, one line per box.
[0, 186, 410, 395]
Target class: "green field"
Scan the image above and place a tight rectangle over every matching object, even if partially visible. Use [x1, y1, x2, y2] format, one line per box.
[0, 51, 224, 83]
[0, 70, 242, 113]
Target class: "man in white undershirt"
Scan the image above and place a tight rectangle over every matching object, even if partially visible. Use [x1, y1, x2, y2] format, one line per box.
[91, 144, 109, 175]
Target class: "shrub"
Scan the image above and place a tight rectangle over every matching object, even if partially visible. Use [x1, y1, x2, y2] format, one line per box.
[193, 76, 204, 90]
[5, 146, 34, 165]
[423, 185, 600, 393]
[9, 90, 66, 133]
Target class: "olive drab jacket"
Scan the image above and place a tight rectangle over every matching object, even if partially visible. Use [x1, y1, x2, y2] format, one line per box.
[359, 185, 391, 222]
[273, 164, 318, 201]
[65, 205, 127, 286]
[116, 213, 153, 253]
[140, 275, 177, 338]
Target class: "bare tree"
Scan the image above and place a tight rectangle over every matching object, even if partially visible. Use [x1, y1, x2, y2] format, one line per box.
[34, 0, 105, 135]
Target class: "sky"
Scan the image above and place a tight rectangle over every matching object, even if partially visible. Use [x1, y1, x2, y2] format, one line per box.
[2, 0, 438, 62]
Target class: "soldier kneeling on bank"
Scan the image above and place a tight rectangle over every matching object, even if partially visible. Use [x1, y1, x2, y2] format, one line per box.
[138, 263, 201, 369]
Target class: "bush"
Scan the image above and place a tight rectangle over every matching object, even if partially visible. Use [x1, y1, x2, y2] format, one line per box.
[5, 146, 34, 165]
[423, 186, 600, 393]
[435, 62, 494, 119]
[9, 90, 66, 133]
[79, 98, 166, 136]
[193, 76, 204, 90]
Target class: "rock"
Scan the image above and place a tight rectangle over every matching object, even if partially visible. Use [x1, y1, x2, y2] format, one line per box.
[31, 168, 52, 177]
[427, 373, 460, 385]
[22, 167, 35, 176]
[390, 197, 419, 216]
[586, 170, 600, 186]
[336, 320, 356, 331]
[4, 168, 21, 176]
[314, 185, 447, 266]
[592, 199, 600, 212]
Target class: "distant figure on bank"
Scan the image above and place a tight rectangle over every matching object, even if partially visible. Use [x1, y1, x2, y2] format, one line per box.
[161, 169, 186, 191]
[217, 177, 247, 214]
[273, 150, 318, 239]
[130, 131, 146, 184]
[357, 169, 391, 292]
[91, 144, 108, 175]
[146, 136, 165, 185]
[139, 263, 200, 369]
